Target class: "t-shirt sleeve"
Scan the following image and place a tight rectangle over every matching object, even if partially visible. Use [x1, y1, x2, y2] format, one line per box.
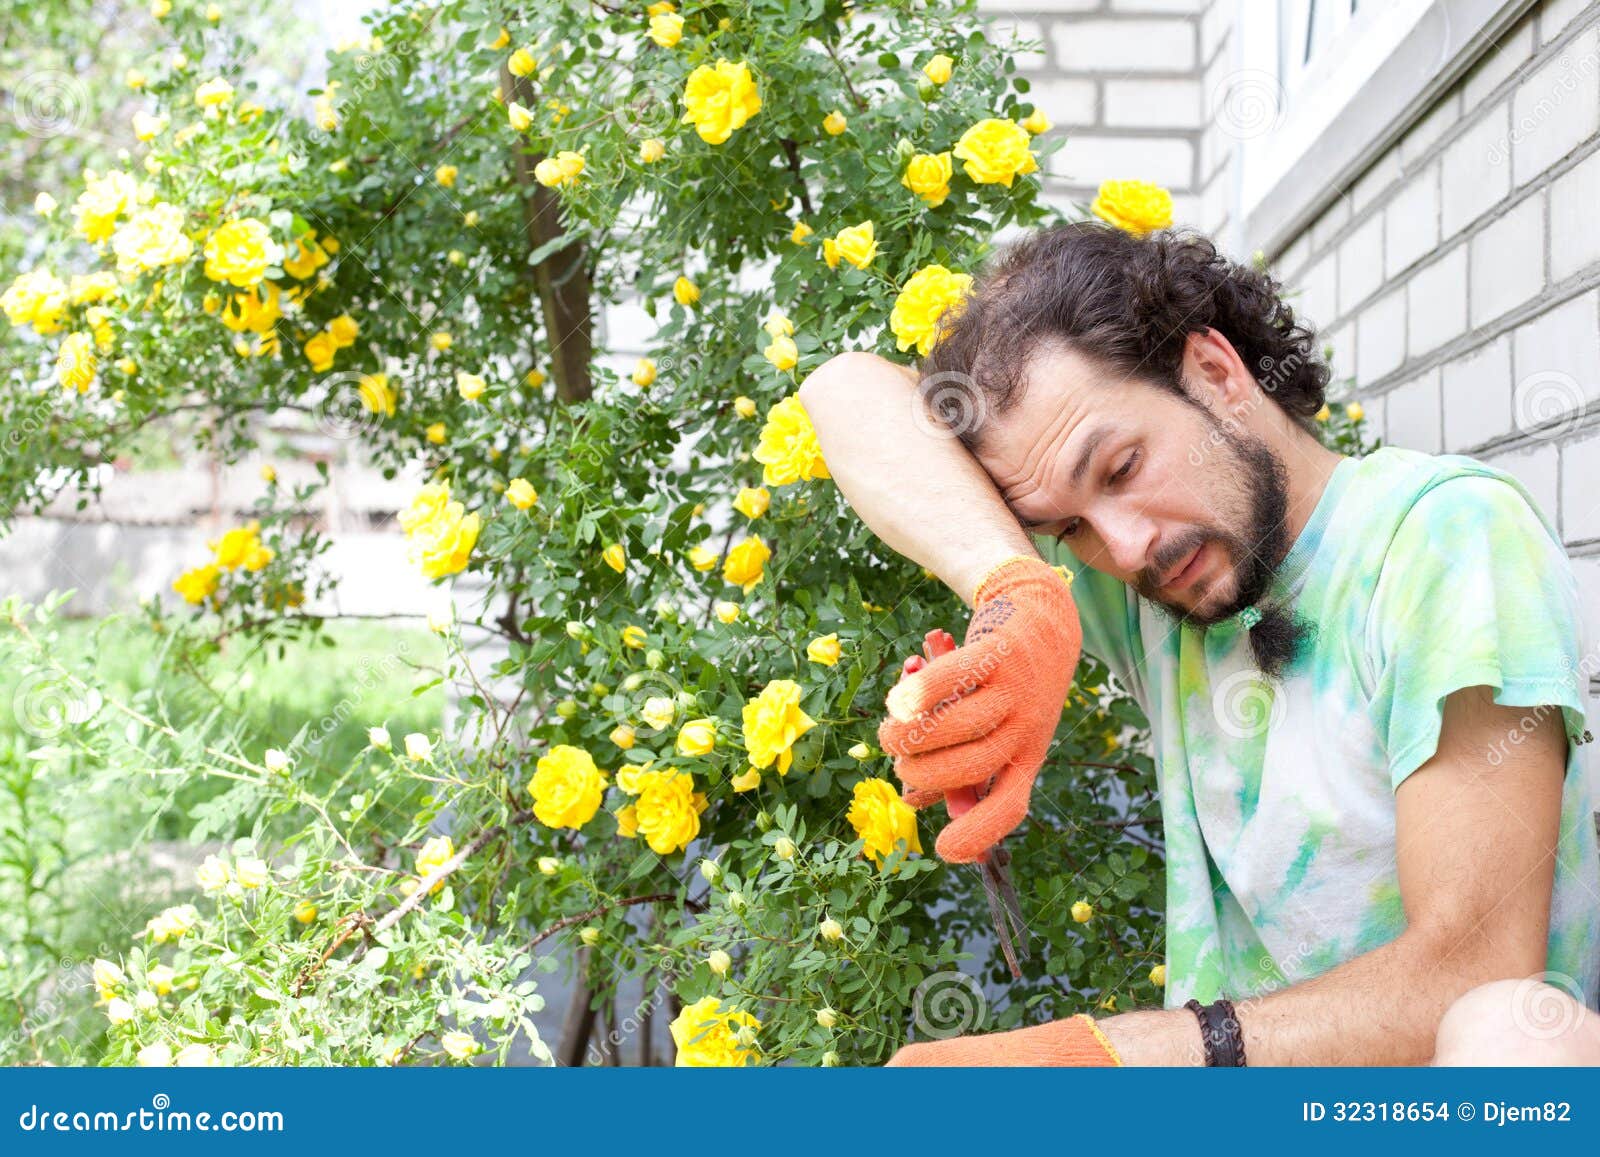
[1366, 475, 1590, 791]
[1034, 533, 1147, 704]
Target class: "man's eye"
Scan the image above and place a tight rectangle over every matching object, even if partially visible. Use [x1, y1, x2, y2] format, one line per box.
[1111, 449, 1139, 483]
[1057, 517, 1082, 540]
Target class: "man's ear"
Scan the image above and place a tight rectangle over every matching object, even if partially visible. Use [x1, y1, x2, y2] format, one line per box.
[1181, 329, 1258, 415]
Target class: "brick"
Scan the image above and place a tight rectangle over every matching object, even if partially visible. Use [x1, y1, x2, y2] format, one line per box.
[1293, 252, 1339, 331]
[1441, 102, 1513, 238]
[1384, 164, 1441, 278]
[1399, 93, 1463, 171]
[1484, 442, 1560, 526]
[1356, 286, 1407, 384]
[1111, 0, 1205, 11]
[1468, 194, 1545, 327]
[1337, 214, 1385, 316]
[1049, 134, 1194, 188]
[978, 0, 1096, 10]
[1442, 337, 1514, 450]
[1168, 192, 1202, 229]
[1383, 369, 1443, 453]
[1511, 289, 1600, 434]
[1351, 150, 1403, 213]
[1462, 16, 1536, 110]
[1103, 79, 1202, 128]
[1322, 322, 1357, 386]
[1050, 19, 1197, 72]
[1275, 232, 1311, 284]
[1562, 429, 1600, 542]
[1310, 195, 1353, 254]
[1026, 77, 1100, 127]
[1406, 244, 1468, 357]
[1550, 147, 1600, 281]
[1539, 0, 1594, 46]
[1510, 28, 1600, 188]
[1199, 169, 1229, 235]
[1200, 0, 1231, 62]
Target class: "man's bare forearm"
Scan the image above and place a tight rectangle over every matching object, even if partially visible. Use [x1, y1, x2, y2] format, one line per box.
[800, 352, 1036, 604]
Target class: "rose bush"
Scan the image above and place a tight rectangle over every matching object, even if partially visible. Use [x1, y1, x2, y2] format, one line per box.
[0, 0, 1373, 1066]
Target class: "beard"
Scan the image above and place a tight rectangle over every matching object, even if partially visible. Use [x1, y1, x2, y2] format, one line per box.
[1134, 415, 1312, 679]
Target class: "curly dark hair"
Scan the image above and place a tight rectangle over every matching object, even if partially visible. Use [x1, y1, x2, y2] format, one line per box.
[920, 221, 1330, 447]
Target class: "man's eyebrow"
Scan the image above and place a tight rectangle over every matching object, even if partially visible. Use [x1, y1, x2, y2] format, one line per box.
[1070, 425, 1111, 487]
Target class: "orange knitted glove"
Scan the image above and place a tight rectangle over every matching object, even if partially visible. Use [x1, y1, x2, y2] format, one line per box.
[878, 555, 1081, 863]
[885, 1014, 1122, 1067]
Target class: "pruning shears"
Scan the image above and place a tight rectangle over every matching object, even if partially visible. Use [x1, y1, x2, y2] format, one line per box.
[901, 628, 1031, 980]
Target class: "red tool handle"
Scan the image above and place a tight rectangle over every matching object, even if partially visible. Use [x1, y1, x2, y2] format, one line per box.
[900, 629, 979, 819]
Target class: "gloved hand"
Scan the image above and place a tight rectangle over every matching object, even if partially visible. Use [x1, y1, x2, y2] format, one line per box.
[878, 554, 1080, 863]
[885, 1013, 1122, 1067]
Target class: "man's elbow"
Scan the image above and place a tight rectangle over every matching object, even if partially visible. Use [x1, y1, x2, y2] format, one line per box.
[799, 351, 914, 414]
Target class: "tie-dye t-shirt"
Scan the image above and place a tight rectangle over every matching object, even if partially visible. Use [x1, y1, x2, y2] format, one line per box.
[1038, 446, 1600, 1010]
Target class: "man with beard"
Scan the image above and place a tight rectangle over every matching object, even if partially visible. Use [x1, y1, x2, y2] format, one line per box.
[801, 222, 1600, 1065]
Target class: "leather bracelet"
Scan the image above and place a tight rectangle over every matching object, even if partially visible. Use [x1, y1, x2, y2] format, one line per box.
[1184, 998, 1248, 1067]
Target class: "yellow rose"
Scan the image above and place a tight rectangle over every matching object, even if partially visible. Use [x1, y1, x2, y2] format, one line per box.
[505, 477, 538, 510]
[1021, 108, 1052, 135]
[753, 395, 830, 487]
[616, 803, 640, 838]
[534, 151, 585, 187]
[1071, 900, 1093, 923]
[426, 422, 447, 445]
[680, 59, 761, 145]
[490, 27, 510, 50]
[722, 536, 770, 593]
[172, 563, 220, 605]
[741, 678, 815, 774]
[456, 371, 487, 401]
[441, 1030, 478, 1060]
[687, 545, 718, 572]
[648, 11, 683, 48]
[203, 218, 281, 287]
[220, 283, 281, 334]
[922, 54, 954, 85]
[358, 372, 396, 415]
[1, 268, 70, 333]
[144, 903, 198, 943]
[714, 601, 740, 624]
[676, 718, 717, 756]
[763, 332, 797, 371]
[822, 110, 847, 136]
[806, 633, 841, 666]
[72, 170, 143, 242]
[732, 486, 770, 520]
[328, 313, 359, 347]
[610, 724, 636, 750]
[194, 76, 234, 110]
[818, 916, 844, 942]
[415, 836, 454, 895]
[890, 263, 974, 357]
[640, 696, 675, 731]
[507, 102, 534, 132]
[1089, 179, 1173, 236]
[508, 47, 536, 77]
[405, 733, 433, 761]
[70, 272, 119, 305]
[730, 766, 760, 791]
[1150, 964, 1167, 987]
[670, 996, 760, 1066]
[234, 856, 269, 889]
[304, 330, 337, 372]
[56, 331, 97, 394]
[529, 744, 607, 830]
[435, 164, 458, 188]
[633, 769, 702, 854]
[829, 220, 876, 269]
[733, 395, 757, 419]
[631, 357, 657, 387]
[210, 522, 273, 571]
[1314, 404, 1331, 422]
[602, 542, 626, 573]
[1346, 401, 1365, 422]
[673, 275, 700, 306]
[901, 151, 953, 208]
[639, 137, 665, 163]
[847, 778, 922, 866]
[952, 118, 1038, 187]
[195, 854, 230, 891]
[398, 483, 479, 579]
[111, 203, 193, 273]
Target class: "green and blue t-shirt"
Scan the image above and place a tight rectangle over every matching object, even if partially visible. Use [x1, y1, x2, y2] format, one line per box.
[1039, 446, 1600, 1010]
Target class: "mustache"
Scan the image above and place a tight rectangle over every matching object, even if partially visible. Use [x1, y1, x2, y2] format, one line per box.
[1134, 528, 1213, 599]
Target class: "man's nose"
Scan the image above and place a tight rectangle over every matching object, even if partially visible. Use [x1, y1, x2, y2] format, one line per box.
[1098, 516, 1156, 577]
